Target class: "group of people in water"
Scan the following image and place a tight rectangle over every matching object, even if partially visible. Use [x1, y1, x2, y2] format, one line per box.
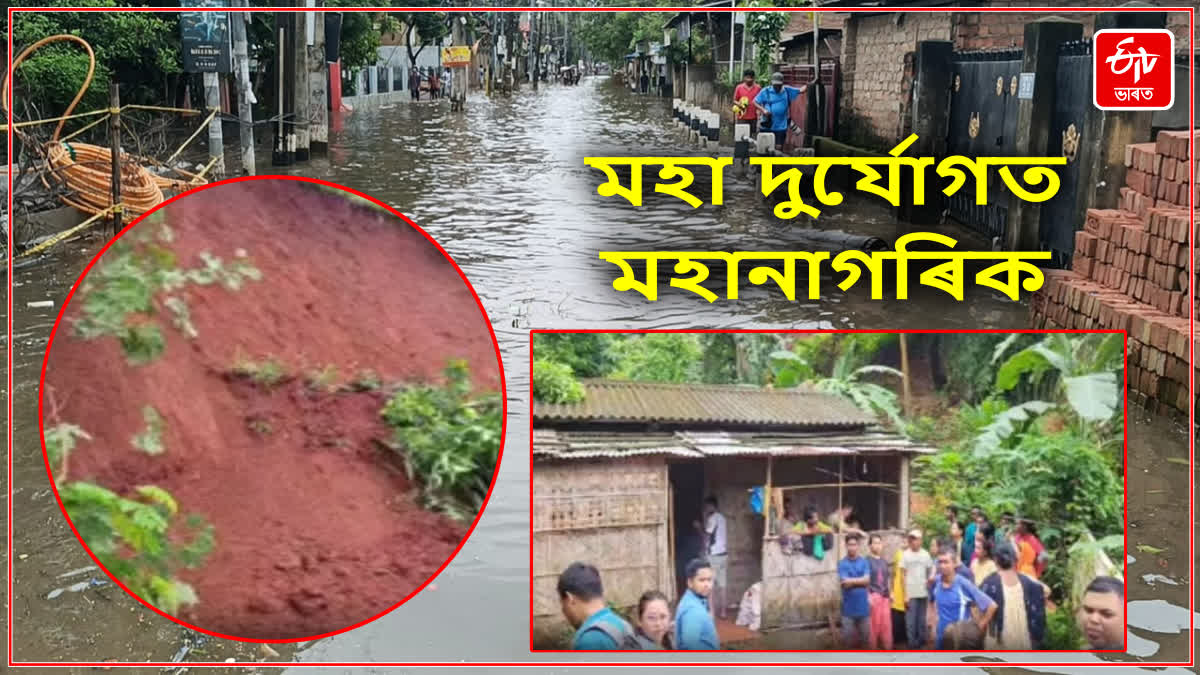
[555, 500, 1126, 651]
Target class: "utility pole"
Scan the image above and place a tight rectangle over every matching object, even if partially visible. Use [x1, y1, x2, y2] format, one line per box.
[203, 70, 224, 177]
[272, 6, 289, 165]
[450, 14, 467, 111]
[293, 8, 310, 161]
[230, 0, 256, 175]
[532, 11, 539, 91]
[307, 3, 328, 154]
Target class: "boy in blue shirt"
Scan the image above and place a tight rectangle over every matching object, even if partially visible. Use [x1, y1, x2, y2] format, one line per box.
[837, 532, 871, 647]
[675, 558, 721, 649]
[753, 72, 802, 149]
[557, 561, 637, 649]
[932, 547, 997, 649]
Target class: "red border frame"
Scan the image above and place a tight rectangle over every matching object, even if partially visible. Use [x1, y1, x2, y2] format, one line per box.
[6, 4, 1193, 669]
[528, 329, 1130, 657]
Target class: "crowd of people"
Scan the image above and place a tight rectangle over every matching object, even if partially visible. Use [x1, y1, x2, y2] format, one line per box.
[407, 66, 452, 101]
[554, 500, 1126, 652]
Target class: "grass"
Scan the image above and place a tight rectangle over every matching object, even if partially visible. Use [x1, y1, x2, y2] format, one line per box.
[350, 369, 383, 392]
[306, 365, 340, 393]
[379, 360, 502, 520]
[131, 405, 166, 455]
[247, 418, 273, 435]
[231, 352, 289, 387]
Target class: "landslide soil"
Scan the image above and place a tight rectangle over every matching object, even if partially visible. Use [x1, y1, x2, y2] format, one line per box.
[42, 180, 502, 640]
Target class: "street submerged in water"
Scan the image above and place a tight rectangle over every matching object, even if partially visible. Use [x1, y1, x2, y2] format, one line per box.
[5, 77, 1194, 669]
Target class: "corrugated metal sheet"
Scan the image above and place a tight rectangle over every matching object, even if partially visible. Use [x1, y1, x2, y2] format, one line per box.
[533, 428, 937, 462]
[534, 380, 876, 429]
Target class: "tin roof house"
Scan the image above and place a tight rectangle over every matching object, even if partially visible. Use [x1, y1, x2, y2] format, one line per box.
[531, 379, 935, 646]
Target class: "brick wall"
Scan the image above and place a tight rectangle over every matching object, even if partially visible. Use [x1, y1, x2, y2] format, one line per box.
[841, 12, 952, 145]
[840, 6, 1193, 143]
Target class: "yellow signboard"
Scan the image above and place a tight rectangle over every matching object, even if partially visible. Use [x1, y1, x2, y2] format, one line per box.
[441, 46, 471, 67]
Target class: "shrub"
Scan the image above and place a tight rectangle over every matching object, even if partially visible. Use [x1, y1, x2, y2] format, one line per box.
[531, 359, 584, 404]
[380, 360, 502, 518]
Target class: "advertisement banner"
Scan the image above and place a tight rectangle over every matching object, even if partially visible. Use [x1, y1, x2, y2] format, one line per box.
[180, 0, 232, 73]
[441, 46, 472, 67]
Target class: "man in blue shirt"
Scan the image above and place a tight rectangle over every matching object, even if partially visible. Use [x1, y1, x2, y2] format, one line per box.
[557, 562, 637, 650]
[753, 71, 802, 149]
[675, 558, 721, 649]
[931, 547, 997, 649]
[837, 532, 871, 647]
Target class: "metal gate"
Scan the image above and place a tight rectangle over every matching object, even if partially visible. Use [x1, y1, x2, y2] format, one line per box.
[1038, 39, 1092, 266]
[945, 49, 1023, 244]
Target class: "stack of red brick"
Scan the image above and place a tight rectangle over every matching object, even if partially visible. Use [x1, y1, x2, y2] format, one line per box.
[1030, 129, 1195, 420]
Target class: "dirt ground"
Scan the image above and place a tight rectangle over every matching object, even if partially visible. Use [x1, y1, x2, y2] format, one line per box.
[41, 179, 502, 640]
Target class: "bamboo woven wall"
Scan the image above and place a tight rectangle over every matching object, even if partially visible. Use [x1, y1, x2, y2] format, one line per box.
[761, 529, 906, 627]
[531, 457, 671, 645]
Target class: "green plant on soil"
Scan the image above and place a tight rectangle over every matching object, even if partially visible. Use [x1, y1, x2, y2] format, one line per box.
[231, 353, 289, 387]
[131, 405, 166, 455]
[72, 223, 261, 364]
[306, 365, 340, 393]
[380, 360, 502, 519]
[44, 422, 213, 615]
[351, 369, 383, 392]
[247, 418, 273, 435]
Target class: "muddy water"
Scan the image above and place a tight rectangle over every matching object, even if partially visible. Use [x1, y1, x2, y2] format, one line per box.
[6, 77, 1194, 670]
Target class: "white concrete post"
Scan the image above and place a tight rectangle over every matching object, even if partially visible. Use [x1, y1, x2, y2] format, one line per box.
[367, 66, 379, 96]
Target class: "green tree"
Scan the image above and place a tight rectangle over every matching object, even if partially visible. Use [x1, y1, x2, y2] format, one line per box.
[10, 1, 182, 118]
[532, 333, 620, 378]
[611, 333, 703, 383]
[388, 8, 449, 70]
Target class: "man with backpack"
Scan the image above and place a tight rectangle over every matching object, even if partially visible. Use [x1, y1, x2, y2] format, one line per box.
[557, 562, 641, 650]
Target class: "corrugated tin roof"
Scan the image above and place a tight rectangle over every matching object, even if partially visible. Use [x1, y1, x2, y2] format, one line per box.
[533, 380, 877, 429]
[532, 429, 936, 462]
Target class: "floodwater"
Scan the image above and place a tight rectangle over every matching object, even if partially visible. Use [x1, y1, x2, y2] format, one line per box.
[4, 76, 1194, 671]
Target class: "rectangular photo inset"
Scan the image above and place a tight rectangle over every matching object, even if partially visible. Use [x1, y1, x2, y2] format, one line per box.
[530, 330, 1127, 655]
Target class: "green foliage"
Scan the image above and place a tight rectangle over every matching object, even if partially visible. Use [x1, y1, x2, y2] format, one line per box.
[532, 333, 619, 377]
[59, 480, 213, 615]
[44, 423, 91, 474]
[231, 354, 289, 387]
[10, 1, 182, 117]
[131, 405, 165, 455]
[744, 9, 791, 77]
[380, 360, 502, 517]
[531, 359, 585, 404]
[992, 333, 1124, 424]
[770, 336, 904, 427]
[611, 334, 703, 382]
[72, 231, 261, 365]
[1043, 608, 1084, 650]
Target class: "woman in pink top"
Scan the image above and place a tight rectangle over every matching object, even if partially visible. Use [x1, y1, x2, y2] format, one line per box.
[733, 69, 762, 135]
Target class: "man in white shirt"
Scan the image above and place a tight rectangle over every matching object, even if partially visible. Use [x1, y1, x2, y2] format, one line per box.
[696, 496, 729, 619]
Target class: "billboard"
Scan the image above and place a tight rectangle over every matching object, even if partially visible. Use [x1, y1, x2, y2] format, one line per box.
[180, 0, 232, 73]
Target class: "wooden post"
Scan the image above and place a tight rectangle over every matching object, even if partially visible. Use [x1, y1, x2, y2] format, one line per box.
[899, 455, 911, 529]
[836, 455, 843, 561]
[764, 455, 773, 538]
[668, 480, 676, 595]
[899, 333, 912, 416]
[108, 81, 122, 235]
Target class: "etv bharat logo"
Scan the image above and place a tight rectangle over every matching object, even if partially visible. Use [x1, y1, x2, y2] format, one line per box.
[1093, 29, 1175, 111]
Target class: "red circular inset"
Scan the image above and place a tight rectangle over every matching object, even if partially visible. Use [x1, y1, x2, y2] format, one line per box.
[37, 175, 506, 642]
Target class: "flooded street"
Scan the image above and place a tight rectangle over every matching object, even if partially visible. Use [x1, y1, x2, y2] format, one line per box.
[5, 77, 1195, 670]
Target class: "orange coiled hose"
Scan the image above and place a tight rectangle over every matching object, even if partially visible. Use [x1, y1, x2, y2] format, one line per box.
[5, 34, 205, 218]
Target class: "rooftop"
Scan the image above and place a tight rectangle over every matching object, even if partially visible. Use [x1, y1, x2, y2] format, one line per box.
[532, 379, 878, 430]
